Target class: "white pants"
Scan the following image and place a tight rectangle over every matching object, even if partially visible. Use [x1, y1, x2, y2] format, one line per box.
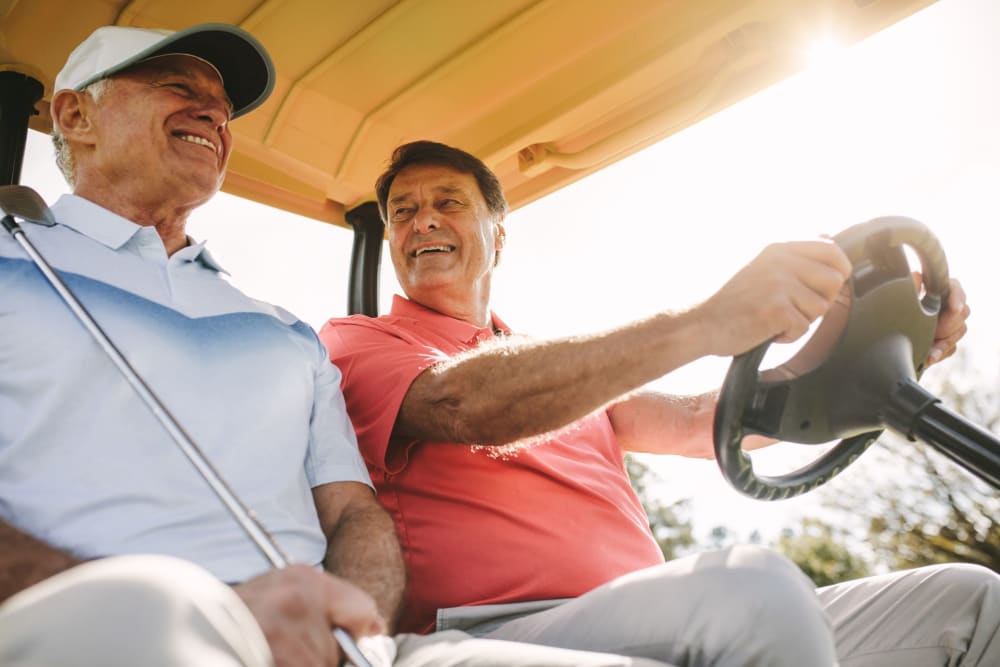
[0, 555, 668, 667]
[0, 555, 273, 667]
[445, 545, 1000, 667]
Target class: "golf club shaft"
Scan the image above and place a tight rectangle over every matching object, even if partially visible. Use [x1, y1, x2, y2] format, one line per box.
[5, 218, 373, 667]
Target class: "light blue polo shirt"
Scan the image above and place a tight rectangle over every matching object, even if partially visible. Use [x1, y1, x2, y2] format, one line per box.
[0, 194, 370, 582]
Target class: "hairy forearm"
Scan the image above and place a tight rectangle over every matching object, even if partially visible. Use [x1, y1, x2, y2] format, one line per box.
[399, 309, 713, 445]
[609, 390, 778, 458]
[0, 519, 82, 603]
[609, 390, 718, 458]
[322, 504, 405, 629]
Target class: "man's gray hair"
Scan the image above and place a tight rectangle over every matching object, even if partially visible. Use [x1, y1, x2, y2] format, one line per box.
[52, 78, 112, 186]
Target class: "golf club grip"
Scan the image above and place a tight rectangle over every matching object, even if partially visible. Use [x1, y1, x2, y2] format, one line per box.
[335, 628, 375, 667]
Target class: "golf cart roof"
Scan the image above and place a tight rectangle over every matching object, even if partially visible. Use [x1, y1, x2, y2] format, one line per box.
[2, 0, 933, 228]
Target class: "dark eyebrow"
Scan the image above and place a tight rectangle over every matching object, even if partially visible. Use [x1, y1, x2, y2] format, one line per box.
[388, 192, 413, 207]
[389, 183, 468, 206]
[435, 185, 466, 197]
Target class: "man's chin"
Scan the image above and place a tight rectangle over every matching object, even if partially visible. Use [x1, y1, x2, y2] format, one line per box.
[403, 277, 458, 300]
[170, 175, 224, 208]
[406, 264, 457, 284]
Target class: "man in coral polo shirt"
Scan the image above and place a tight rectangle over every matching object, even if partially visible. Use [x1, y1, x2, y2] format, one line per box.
[319, 141, 999, 666]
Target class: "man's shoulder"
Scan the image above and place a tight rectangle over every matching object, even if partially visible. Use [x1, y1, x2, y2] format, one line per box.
[319, 313, 411, 347]
[239, 294, 308, 329]
[324, 312, 388, 326]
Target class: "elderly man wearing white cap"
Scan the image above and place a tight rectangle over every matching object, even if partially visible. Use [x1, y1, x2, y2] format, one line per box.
[0, 23, 674, 667]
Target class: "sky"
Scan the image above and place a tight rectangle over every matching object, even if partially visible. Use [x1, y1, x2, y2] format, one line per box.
[18, 0, 999, 543]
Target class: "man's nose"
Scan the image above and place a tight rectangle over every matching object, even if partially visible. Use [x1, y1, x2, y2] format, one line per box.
[412, 208, 439, 233]
[193, 101, 230, 135]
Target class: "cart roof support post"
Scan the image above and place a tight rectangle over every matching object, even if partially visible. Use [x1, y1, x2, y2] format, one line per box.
[0, 71, 43, 187]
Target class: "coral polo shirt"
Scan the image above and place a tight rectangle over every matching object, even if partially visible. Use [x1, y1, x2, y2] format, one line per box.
[319, 296, 664, 633]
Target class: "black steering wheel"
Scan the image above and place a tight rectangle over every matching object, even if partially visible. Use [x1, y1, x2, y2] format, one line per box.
[713, 217, 950, 500]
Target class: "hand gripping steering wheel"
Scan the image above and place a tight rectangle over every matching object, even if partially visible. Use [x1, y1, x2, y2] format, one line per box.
[713, 217, 950, 500]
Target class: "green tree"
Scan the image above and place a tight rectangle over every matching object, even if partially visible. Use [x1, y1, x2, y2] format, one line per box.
[859, 440, 999, 571]
[775, 518, 872, 586]
[625, 455, 696, 559]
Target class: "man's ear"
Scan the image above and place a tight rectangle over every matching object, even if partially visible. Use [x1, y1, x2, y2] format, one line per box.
[50, 89, 95, 144]
[493, 219, 506, 267]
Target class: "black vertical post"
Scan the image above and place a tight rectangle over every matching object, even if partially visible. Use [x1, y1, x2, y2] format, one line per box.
[0, 71, 44, 186]
[344, 201, 384, 316]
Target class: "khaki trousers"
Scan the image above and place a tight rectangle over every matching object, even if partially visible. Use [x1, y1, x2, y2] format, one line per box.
[0, 555, 668, 667]
[4, 548, 997, 666]
[448, 545, 999, 667]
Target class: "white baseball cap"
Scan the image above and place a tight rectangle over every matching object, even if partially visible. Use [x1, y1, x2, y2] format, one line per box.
[54, 23, 275, 119]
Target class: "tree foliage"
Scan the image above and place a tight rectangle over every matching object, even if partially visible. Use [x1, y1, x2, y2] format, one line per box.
[775, 518, 872, 586]
[855, 442, 999, 572]
[625, 455, 696, 560]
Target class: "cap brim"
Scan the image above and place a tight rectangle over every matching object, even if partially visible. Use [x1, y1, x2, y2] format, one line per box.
[79, 23, 275, 119]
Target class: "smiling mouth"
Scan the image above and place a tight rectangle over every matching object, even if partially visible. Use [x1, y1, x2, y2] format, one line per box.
[412, 245, 456, 257]
[175, 133, 220, 157]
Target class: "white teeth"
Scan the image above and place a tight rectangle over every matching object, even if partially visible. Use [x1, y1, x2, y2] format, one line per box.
[414, 245, 454, 256]
[178, 134, 218, 155]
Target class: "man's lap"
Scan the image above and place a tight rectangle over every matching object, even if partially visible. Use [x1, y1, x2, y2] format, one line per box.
[0, 555, 670, 667]
[438, 547, 1000, 667]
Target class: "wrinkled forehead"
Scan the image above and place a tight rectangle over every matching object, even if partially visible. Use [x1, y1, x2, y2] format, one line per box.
[389, 163, 480, 200]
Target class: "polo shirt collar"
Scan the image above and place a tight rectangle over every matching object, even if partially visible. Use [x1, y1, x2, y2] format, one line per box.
[50, 194, 228, 274]
[184, 241, 228, 274]
[390, 294, 511, 340]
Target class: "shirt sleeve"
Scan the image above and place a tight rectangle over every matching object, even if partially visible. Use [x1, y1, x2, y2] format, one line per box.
[304, 336, 374, 489]
[319, 317, 447, 475]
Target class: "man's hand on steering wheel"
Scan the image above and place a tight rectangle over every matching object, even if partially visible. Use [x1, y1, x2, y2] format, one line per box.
[695, 239, 853, 358]
[928, 277, 970, 367]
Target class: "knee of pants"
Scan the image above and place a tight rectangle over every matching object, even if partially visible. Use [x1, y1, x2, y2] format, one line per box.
[682, 545, 828, 638]
[17, 553, 236, 612]
[608, 545, 835, 662]
[617, 546, 826, 631]
[694, 544, 815, 591]
[0, 554, 270, 667]
[934, 562, 1000, 588]
[920, 562, 1000, 607]
[699, 546, 835, 663]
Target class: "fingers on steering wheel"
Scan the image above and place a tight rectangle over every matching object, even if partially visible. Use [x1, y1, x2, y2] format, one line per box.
[773, 289, 823, 343]
[772, 251, 849, 343]
[945, 278, 969, 316]
[929, 322, 967, 364]
[925, 279, 969, 364]
[790, 237, 853, 276]
[806, 246, 851, 293]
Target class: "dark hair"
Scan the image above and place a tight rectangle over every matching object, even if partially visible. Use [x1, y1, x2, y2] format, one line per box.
[374, 141, 508, 223]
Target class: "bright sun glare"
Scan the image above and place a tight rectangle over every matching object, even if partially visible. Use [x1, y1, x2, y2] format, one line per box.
[805, 35, 845, 68]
